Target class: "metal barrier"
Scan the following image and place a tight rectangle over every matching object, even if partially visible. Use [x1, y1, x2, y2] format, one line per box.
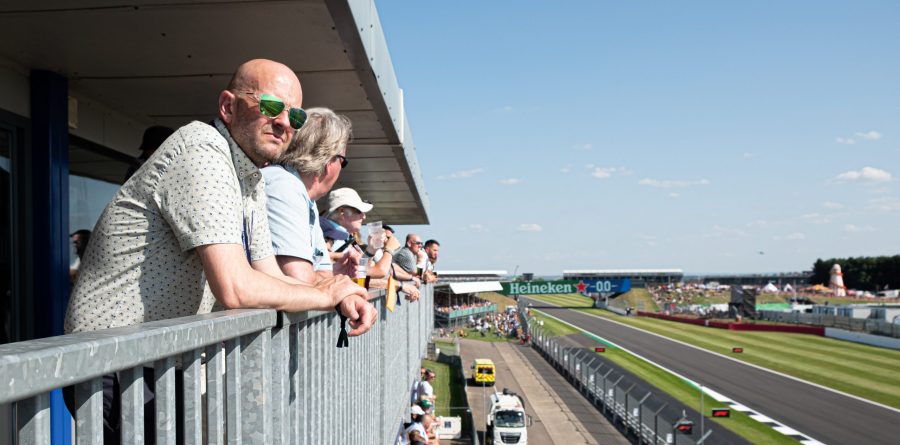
[0, 286, 433, 444]
[528, 324, 716, 445]
[758, 310, 900, 338]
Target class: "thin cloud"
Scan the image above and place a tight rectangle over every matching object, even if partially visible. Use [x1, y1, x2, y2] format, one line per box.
[706, 225, 747, 239]
[822, 201, 843, 209]
[573, 143, 593, 151]
[437, 168, 485, 180]
[494, 105, 513, 113]
[499, 178, 521, 185]
[844, 224, 875, 233]
[590, 166, 633, 179]
[868, 197, 900, 212]
[639, 178, 710, 188]
[461, 224, 489, 232]
[785, 232, 806, 241]
[517, 224, 543, 232]
[591, 167, 615, 179]
[801, 213, 831, 224]
[559, 166, 572, 174]
[742, 152, 756, 159]
[836, 137, 856, 145]
[834, 167, 892, 183]
[855, 130, 882, 141]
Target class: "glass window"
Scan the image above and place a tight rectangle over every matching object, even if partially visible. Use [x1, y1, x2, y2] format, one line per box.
[68, 138, 129, 281]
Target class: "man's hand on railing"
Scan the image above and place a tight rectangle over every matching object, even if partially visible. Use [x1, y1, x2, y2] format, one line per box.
[315, 275, 369, 307]
[338, 295, 377, 336]
[402, 284, 420, 302]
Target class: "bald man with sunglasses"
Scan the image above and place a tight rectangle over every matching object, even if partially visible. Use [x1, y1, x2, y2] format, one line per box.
[67, 58, 375, 336]
[65, 59, 375, 442]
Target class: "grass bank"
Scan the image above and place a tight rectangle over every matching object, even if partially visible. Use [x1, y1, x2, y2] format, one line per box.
[423, 358, 470, 422]
[529, 294, 900, 410]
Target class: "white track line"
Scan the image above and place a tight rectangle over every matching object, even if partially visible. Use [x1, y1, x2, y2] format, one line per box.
[531, 304, 830, 444]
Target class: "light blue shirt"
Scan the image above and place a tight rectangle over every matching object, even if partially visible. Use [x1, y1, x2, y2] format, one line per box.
[261, 165, 332, 272]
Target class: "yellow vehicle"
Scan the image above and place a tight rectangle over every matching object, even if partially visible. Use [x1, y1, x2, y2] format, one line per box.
[471, 359, 496, 386]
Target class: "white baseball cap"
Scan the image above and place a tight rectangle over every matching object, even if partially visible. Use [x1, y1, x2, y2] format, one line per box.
[411, 405, 426, 416]
[326, 187, 374, 214]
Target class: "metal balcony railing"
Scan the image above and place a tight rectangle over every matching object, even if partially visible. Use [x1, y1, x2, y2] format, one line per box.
[0, 285, 434, 444]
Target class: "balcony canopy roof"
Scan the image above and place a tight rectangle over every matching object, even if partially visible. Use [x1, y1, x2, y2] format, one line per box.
[0, 0, 429, 224]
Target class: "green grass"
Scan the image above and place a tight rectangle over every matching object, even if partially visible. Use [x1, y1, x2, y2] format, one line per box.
[598, 348, 799, 444]
[529, 293, 900, 410]
[476, 291, 519, 312]
[423, 358, 469, 419]
[608, 288, 660, 312]
[530, 312, 581, 337]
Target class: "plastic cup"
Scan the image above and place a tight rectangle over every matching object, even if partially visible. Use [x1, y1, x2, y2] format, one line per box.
[356, 258, 368, 287]
[367, 221, 384, 249]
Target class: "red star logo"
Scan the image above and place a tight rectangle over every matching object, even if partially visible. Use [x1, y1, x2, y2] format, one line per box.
[575, 280, 588, 294]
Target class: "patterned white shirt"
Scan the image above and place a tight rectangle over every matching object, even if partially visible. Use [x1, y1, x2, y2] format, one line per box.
[64, 119, 273, 333]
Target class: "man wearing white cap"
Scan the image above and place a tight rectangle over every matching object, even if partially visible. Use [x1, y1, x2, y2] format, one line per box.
[320, 187, 373, 258]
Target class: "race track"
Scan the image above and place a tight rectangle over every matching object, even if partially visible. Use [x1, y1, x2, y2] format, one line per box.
[522, 297, 900, 445]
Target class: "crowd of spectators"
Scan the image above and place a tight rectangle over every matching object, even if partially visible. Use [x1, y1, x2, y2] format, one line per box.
[468, 309, 523, 339]
[398, 368, 441, 445]
[434, 300, 494, 314]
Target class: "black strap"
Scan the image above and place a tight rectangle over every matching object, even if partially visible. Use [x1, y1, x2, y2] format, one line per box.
[335, 304, 349, 348]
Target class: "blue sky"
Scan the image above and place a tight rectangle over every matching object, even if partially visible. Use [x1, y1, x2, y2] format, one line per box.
[376, 1, 900, 275]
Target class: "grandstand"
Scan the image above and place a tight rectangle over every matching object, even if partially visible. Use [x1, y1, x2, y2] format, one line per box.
[563, 269, 683, 287]
[696, 272, 812, 287]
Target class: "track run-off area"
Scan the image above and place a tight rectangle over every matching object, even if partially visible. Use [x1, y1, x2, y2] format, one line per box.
[522, 294, 900, 445]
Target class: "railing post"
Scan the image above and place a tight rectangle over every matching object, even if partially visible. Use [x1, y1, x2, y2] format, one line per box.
[241, 328, 273, 443]
[120, 367, 145, 444]
[17, 394, 51, 444]
[225, 337, 242, 444]
[270, 322, 289, 445]
[74, 377, 103, 445]
[182, 349, 203, 444]
[154, 356, 177, 444]
[206, 344, 225, 445]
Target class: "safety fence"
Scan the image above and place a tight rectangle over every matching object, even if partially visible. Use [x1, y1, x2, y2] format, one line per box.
[528, 324, 716, 445]
[758, 310, 900, 338]
[0, 286, 433, 444]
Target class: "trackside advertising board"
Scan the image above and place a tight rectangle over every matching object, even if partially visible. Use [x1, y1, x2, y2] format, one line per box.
[500, 279, 631, 296]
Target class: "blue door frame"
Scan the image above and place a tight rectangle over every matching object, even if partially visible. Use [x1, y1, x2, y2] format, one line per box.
[29, 69, 72, 444]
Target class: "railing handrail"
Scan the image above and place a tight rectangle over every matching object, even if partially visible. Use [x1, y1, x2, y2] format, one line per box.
[0, 290, 388, 405]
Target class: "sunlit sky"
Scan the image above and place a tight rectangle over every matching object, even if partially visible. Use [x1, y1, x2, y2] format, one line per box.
[377, 1, 899, 276]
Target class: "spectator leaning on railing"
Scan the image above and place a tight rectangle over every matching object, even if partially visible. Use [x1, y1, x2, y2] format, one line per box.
[62, 59, 374, 442]
[393, 233, 424, 287]
[262, 108, 357, 281]
[422, 239, 439, 284]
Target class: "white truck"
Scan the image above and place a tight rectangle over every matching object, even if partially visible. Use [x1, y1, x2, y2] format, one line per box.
[486, 388, 533, 444]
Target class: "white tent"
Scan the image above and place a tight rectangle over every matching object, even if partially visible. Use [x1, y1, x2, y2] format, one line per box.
[763, 282, 779, 293]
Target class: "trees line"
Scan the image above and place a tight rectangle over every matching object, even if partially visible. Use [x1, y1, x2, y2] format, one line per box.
[811, 255, 900, 291]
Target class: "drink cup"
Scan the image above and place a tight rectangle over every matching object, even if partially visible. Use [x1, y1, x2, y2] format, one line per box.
[356, 258, 368, 287]
[367, 221, 384, 249]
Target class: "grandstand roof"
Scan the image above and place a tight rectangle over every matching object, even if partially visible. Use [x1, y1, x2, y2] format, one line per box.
[563, 269, 684, 276]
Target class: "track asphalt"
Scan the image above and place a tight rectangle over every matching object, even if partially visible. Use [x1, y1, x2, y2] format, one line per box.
[523, 297, 900, 445]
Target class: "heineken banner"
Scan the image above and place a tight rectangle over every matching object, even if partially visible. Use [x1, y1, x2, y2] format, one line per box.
[500, 279, 631, 296]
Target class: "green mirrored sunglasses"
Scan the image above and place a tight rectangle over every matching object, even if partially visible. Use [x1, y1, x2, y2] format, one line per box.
[237, 91, 307, 129]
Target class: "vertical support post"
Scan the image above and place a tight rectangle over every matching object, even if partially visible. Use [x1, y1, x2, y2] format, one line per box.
[240, 329, 272, 443]
[28, 69, 71, 445]
[17, 394, 51, 444]
[206, 344, 225, 445]
[154, 357, 177, 445]
[74, 377, 103, 444]
[182, 349, 203, 444]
